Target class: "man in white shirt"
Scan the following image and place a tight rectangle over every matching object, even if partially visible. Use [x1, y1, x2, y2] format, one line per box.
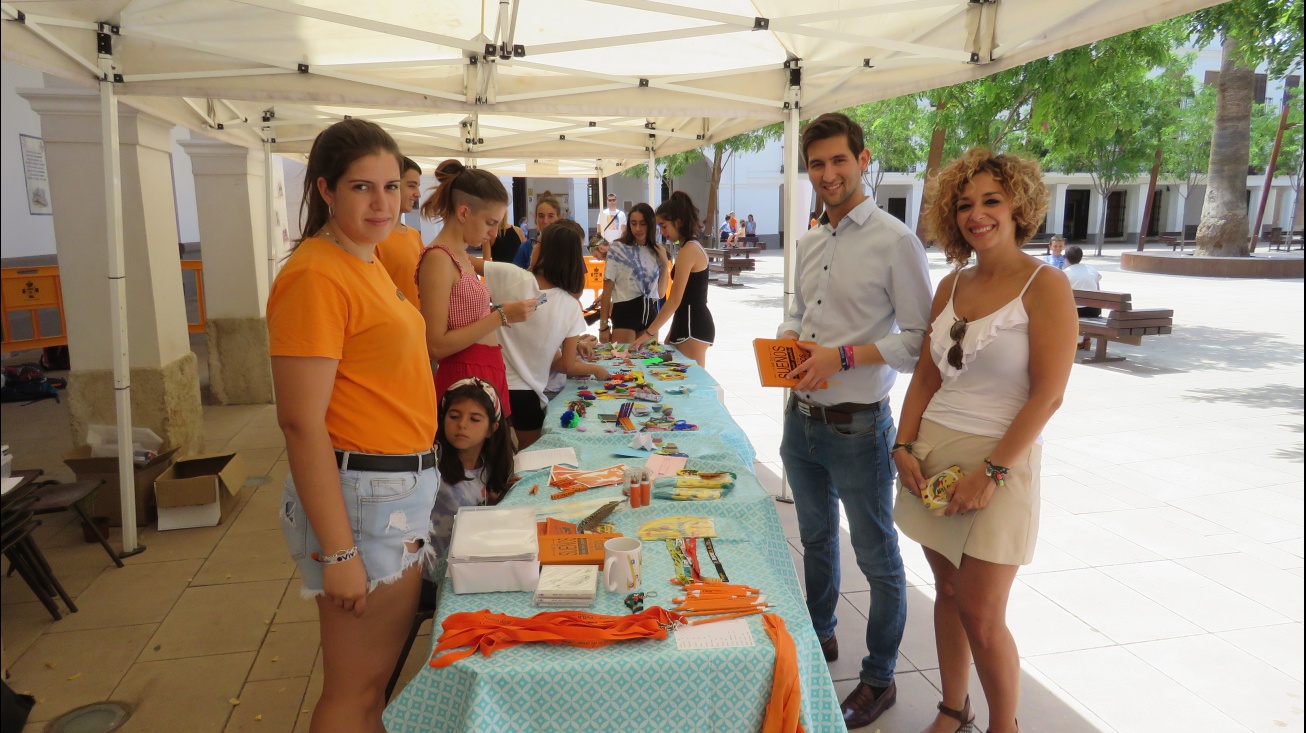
[596, 194, 627, 245]
[1063, 245, 1103, 350]
[777, 112, 933, 729]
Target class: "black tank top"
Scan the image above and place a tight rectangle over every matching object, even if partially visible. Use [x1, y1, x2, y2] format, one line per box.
[675, 261, 709, 312]
[490, 228, 523, 264]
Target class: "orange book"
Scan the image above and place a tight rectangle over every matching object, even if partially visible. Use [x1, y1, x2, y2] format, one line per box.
[538, 533, 622, 566]
[752, 338, 828, 389]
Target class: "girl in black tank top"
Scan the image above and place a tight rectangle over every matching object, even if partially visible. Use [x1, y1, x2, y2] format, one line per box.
[630, 191, 713, 367]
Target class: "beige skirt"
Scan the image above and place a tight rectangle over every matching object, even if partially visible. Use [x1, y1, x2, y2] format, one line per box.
[893, 419, 1041, 568]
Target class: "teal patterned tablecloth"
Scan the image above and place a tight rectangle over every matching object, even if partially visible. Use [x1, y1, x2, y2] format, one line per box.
[384, 349, 847, 733]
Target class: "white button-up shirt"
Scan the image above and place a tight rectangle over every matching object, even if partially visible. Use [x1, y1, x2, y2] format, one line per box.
[778, 196, 933, 407]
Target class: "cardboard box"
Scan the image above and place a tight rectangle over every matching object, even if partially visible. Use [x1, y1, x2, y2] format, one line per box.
[63, 446, 179, 527]
[154, 453, 247, 531]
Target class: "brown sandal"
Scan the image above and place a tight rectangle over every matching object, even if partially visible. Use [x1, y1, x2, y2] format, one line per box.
[937, 695, 975, 732]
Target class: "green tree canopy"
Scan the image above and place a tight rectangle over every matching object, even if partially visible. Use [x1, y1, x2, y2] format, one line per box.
[845, 95, 929, 194]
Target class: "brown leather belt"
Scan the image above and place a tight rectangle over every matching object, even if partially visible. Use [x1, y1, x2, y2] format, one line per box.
[790, 395, 888, 425]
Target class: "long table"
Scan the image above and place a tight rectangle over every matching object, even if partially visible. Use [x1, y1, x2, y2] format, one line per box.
[384, 351, 847, 732]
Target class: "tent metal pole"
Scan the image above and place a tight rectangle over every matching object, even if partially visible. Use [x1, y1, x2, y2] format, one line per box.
[264, 137, 277, 289]
[101, 79, 144, 555]
[647, 148, 656, 206]
[777, 103, 800, 504]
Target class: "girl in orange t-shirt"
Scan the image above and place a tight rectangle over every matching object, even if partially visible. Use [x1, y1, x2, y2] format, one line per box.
[267, 119, 438, 733]
[372, 156, 425, 306]
[417, 160, 536, 416]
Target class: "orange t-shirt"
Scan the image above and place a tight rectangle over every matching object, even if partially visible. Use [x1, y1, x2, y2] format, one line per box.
[373, 225, 424, 307]
[267, 237, 436, 455]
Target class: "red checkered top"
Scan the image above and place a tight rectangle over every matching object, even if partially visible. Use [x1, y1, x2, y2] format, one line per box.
[417, 243, 492, 329]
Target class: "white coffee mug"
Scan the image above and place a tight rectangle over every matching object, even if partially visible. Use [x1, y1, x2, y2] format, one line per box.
[602, 537, 643, 592]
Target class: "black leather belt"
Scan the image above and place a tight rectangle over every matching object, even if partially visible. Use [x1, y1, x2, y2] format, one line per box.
[790, 395, 888, 425]
[335, 449, 436, 473]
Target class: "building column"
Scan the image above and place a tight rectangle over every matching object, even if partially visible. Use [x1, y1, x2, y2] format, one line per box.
[1048, 183, 1067, 236]
[20, 87, 202, 453]
[909, 180, 925, 232]
[179, 137, 275, 404]
[1087, 188, 1105, 241]
[1124, 183, 1148, 241]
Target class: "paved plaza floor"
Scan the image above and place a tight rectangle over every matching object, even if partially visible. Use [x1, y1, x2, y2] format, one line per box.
[1, 246, 1301, 732]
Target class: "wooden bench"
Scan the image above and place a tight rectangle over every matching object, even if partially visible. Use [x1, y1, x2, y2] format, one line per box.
[1158, 232, 1191, 251]
[1074, 289, 1174, 363]
[1021, 233, 1052, 255]
[704, 247, 757, 286]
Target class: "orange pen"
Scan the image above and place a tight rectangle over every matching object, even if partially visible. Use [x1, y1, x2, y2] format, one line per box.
[690, 608, 766, 625]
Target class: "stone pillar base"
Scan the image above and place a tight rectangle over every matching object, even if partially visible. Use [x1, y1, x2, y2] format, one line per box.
[68, 351, 204, 454]
[206, 317, 275, 405]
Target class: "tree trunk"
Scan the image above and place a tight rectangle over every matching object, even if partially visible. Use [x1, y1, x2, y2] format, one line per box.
[916, 96, 948, 244]
[1138, 146, 1163, 251]
[706, 148, 723, 246]
[1195, 37, 1255, 257]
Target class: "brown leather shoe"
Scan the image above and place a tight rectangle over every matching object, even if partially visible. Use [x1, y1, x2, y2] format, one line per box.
[841, 680, 897, 729]
[820, 635, 839, 662]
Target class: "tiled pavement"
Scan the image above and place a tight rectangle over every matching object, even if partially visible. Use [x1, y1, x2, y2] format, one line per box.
[2, 247, 1301, 732]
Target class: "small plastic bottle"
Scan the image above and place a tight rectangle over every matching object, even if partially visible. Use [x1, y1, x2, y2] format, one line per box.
[639, 468, 652, 506]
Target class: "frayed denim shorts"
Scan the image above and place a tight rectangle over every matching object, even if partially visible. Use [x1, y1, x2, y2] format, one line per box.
[280, 458, 439, 598]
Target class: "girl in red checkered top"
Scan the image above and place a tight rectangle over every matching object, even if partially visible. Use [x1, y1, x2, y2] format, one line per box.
[417, 160, 537, 415]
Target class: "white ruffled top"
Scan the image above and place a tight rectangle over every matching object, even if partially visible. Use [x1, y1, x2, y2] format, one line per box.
[922, 266, 1047, 440]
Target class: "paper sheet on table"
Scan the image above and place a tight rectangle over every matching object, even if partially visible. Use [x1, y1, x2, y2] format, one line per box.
[675, 618, 757, 650]
[515, 447, 578, 474]
[644, 454, 688, 479]
[611, 448, 654, 459]
[629, 434, 657, 450]
[1, 477, 22, 496]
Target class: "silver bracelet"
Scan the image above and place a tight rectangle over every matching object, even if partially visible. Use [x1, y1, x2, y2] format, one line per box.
[313, 546, 358, 565]
[491, 303, 509, 326]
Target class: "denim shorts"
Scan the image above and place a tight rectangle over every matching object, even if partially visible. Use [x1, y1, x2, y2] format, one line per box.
[280, 459, 439, 598]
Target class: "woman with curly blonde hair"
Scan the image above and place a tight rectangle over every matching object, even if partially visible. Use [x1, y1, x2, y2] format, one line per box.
[892, 148, 1077, 733]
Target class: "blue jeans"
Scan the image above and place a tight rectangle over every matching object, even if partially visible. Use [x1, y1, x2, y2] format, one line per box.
[780, 401, 907, 688]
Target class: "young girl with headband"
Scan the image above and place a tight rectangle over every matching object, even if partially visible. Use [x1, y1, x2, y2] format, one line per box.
[426, 378, 515, 574]
[417, 160, 537, 412]
[268, 119, 438, 732]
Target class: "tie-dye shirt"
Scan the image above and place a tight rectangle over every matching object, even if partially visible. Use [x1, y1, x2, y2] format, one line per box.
[604, 242, 662, 302]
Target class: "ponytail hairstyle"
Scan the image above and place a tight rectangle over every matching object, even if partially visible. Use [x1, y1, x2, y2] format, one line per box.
[655, 191, 701, 245]
[436, 379, 515, 505]
[534, 190, 562, 219]
[420, 159, 509, 223]
[534, 220, 587, 296]
[297, 118, 402, 249]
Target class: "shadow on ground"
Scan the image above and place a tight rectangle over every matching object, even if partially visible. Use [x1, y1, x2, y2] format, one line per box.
[1078, 324, 1303, 376]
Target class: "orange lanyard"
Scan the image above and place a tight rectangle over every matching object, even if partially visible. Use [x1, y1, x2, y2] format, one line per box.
[430, 607, 683, 668]
[761, 613, 806, 733]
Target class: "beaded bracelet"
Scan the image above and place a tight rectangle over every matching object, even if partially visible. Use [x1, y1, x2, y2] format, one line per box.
[984, 458, 1011, 487]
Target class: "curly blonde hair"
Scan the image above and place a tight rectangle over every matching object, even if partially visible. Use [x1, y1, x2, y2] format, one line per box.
[922, 148, 1049, 266]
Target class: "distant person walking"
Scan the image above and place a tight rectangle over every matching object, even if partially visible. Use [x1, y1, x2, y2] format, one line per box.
[597, 193, 627, 244]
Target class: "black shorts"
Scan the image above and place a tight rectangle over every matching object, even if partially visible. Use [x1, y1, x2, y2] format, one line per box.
[668, 303, 715, 345]
[610, 297, 660, 332]
[509, 389, 546, 431]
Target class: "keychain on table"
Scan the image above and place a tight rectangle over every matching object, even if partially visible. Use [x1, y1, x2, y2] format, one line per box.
[624, 590, 657, 614]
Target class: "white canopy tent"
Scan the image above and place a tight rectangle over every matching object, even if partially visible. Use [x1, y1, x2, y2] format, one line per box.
[3, 0, 1220, 547]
